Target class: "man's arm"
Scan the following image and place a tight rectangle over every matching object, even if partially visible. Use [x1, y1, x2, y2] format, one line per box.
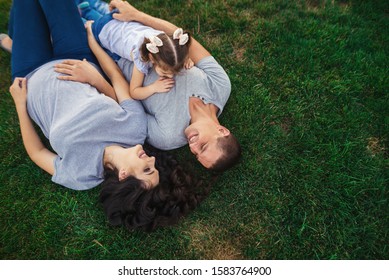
[10, 78, 56, 175]
[109, 0, 211, 64]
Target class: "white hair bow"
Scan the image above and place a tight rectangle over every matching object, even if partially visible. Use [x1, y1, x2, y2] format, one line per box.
[173, 28, 189, 45]
[146, 36, 163, 54]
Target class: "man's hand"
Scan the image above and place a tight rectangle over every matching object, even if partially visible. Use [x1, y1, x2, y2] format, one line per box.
[109, 0, 139, 22]
[10, 78, 27, 108]
[54, 59, 101, 86]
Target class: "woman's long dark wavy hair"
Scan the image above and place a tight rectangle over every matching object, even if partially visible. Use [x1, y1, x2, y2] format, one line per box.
[99, 146, 209, 232]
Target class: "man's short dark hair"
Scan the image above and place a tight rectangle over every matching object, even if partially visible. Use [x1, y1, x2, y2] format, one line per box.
[210, 133, 241, 172]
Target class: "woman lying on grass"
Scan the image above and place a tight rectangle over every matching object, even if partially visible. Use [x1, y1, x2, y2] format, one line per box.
[8, 0, 208, 232]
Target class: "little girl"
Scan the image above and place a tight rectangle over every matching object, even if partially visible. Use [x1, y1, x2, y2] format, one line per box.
[79, 2, 193, 100]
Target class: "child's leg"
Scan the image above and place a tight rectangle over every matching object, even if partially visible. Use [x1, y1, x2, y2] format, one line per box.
[74, 0, 110, 15]
[90, 12, 121, 62]
[89, 0, 110, 15]
[37, 0, 97, 64]
[10, 0, 53, 80]
[78, 2, 104, 21]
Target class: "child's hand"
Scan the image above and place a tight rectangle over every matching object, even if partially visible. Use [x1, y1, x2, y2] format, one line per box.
[185, 58, 194, 69]
[9, 78, 27, 108]
[151, 77, 175, 93]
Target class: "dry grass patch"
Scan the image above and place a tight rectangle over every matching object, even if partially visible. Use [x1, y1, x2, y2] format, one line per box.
[183, 221, 244, 260]
[366, 137, 386, 157]
[305, 0, 350, 13]
[233, 46, 246, 62]
[204, 35, 224, 50]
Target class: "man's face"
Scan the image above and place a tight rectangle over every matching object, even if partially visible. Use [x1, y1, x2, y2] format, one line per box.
[184, 121, 227, 168]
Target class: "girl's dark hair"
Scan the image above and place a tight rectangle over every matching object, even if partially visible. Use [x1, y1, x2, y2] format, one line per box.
[99, 147, 209, 232]
[140, 32, 192, 74]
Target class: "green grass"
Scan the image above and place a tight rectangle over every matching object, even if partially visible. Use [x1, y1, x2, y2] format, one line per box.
[0, 0, 387, 260]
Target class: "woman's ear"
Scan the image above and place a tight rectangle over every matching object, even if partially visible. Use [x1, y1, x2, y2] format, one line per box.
[118, 169, 128, 181]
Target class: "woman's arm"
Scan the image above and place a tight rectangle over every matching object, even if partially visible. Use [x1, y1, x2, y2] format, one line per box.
[109, 0, 211, 64]
[10, 78, 56, 175]
[85, 21, 131, 103]
[55, 59, 117, 101]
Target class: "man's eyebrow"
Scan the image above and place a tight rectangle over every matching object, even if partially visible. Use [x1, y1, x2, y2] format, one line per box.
[197, 144, 209, 161]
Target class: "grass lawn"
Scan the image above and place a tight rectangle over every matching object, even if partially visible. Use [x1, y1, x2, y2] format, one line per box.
[0, 0, 387, 259]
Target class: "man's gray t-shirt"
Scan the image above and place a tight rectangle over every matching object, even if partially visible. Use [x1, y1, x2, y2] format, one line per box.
[118, 56, 231, 150]
[26, 60, 147, 190]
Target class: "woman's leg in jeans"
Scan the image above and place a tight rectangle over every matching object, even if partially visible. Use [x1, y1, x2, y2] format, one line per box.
[10, 0, 53, 79]
[37, 0, 97, 64]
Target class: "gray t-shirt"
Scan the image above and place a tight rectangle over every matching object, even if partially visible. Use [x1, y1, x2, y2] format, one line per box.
[118, 56, 231, 150]
[26, 60, 147, 190]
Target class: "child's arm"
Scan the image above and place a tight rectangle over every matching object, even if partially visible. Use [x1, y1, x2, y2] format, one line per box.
[110, 0, 211, 64]
[130, 67, 174, 100]
[85, 21, 131, 103]
[10, 78, 56, 175]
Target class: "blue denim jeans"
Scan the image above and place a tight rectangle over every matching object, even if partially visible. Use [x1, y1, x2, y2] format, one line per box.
[10, 0, 98, 79]
[74, 0, 118, 60]
[80, 4, 104, 22]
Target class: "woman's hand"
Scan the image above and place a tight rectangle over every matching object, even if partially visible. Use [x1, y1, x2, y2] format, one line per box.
[85, 20, 94, 34]
[151, 77, 175, 93]
[9, 77, 27, 108]
[54, 59, 101, 86]
[109, 0, 140, 22]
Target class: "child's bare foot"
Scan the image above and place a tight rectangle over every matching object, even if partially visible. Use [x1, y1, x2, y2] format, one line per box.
[185, 58, 194, 69]
[0, 34, 12, 53]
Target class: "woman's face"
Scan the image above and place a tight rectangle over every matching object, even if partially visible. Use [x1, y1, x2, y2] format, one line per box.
[121, 145, 159, 188]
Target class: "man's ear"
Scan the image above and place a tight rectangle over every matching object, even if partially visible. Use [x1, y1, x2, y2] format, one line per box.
[118, 169, 127, 181]
[217, 125, 230, 137]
